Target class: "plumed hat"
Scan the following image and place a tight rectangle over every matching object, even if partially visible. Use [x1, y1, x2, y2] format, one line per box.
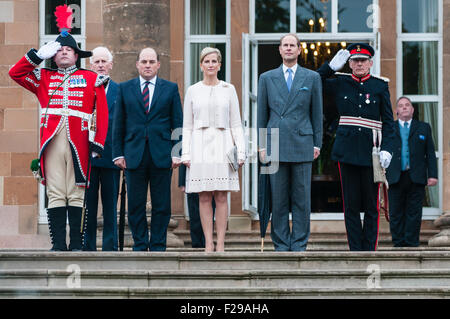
[54, 4, 92, 58]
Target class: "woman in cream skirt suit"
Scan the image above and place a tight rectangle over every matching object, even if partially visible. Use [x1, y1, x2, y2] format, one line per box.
[181, 47, 246, 252]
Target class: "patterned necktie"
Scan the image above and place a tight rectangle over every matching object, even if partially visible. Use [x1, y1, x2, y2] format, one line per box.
[400, 121, 410, 170]
[142, 81, 150, 113]
[286, 68, 293, 92]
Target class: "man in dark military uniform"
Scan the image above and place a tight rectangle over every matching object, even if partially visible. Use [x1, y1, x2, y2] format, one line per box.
[317, 43, 396, 251]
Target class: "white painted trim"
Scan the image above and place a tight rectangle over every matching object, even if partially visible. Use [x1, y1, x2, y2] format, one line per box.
[184, 0, 231, 91]
[290, 0, 296, 33]
[331, 0, 338, 34]
[396, 0, 443, 214]
[249, 0, 255, 35]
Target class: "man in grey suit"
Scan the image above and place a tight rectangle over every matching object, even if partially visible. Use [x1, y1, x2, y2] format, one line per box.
[257, 34, 323, 251]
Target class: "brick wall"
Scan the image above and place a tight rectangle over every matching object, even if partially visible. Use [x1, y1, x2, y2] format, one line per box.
[0, 0, 104, 248]
[0, 0, 40, 247]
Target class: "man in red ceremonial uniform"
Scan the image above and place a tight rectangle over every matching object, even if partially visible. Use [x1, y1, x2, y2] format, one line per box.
[9, 26, 108, 251]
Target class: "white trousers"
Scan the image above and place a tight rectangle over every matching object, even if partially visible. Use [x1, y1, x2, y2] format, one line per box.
[44, 122, 84, 208]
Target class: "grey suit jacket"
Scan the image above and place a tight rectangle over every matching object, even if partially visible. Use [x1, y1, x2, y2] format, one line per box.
[257, 64, 323, 162]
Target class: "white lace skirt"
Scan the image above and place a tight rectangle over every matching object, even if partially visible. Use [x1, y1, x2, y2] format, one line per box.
[185, 127, 240, 193]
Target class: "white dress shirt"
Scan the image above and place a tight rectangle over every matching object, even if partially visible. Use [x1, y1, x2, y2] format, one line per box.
[398, 119, 412, 128]
[139, 75, 157, 111]
[282, 64, 298, 82]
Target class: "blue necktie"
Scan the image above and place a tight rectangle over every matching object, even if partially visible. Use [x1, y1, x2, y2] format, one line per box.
[142, 81, 150, 113]
[286, 68, 293, 92]
[400, 122, 410, 170]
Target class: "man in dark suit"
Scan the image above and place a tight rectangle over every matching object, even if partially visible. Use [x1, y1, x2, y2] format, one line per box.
[112, 47, 183, 251]
[386, 96, 438, 247]
[257, 34, 323, 251]
[317, 43, 396, 251]
[178, 164, 204, 248]
[83, 47, 120, 251]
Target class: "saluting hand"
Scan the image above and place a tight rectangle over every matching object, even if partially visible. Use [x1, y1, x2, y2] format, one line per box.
[329, 49, 350, 71]
[36, 41, 61, 60]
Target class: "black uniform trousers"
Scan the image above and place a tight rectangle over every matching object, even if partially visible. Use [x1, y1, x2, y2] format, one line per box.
[125, 142, 172, 251]
[338, 162, 380, 251]
[84, 166, 120, 251]
[388, 171, 424, 247]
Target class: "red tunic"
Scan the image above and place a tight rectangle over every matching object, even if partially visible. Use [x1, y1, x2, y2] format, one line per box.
[9, 49, 108, 186]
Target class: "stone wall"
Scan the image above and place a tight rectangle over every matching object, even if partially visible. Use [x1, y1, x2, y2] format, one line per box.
[0, 0, 41, 247]
[103, 0, 171, 82]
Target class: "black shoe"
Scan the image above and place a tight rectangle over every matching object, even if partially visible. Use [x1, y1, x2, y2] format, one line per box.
[47, 207, 68, 251]
[68, 206, 84, 251]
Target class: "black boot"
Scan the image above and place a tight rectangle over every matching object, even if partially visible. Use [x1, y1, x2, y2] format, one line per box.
[67, 206, 84, 251]
[47, 207, 68, 251]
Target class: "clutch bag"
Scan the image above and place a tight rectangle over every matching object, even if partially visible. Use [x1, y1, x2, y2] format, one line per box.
[227, 145, 239, 172]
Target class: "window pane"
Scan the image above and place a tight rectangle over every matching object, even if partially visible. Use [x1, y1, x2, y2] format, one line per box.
[45, 0, 81, 35]
[402, 0, 438, 33]
[296, 0, 331, 33]
[411, 101, 439, 207]
[412, 102, 439, 152]
[338, 0, 373, 32]
[190, 0, 226, 35]
[190, 43, 226, 85]
[255, 0, 290, 33]
[403, 41, 438, 95]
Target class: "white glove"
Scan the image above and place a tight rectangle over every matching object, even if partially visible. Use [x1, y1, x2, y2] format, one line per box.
[36, 41, 61, 60]
[329, 49, 350, 71]
[379, 151, 392, 169]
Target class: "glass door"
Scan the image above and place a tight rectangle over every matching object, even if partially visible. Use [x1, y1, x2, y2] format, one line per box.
[242, 34, 259, 218]
[242, 36, 378, 218]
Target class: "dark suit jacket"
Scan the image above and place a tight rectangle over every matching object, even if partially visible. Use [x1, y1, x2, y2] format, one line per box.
[92, 80, 120, 169]
[257, 64, 323, 163]
[112, 76, 183, 169]
[386, 119, 438, 186]
[317, 62, 396, 167]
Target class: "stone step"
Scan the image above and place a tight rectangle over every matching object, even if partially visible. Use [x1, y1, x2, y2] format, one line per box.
[173, 229, 439, 241]
[0, 286, 449, 299]
[1, 251, 450, 271]
[2, 268, 450, 289]
[173, 230, 438, 250]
